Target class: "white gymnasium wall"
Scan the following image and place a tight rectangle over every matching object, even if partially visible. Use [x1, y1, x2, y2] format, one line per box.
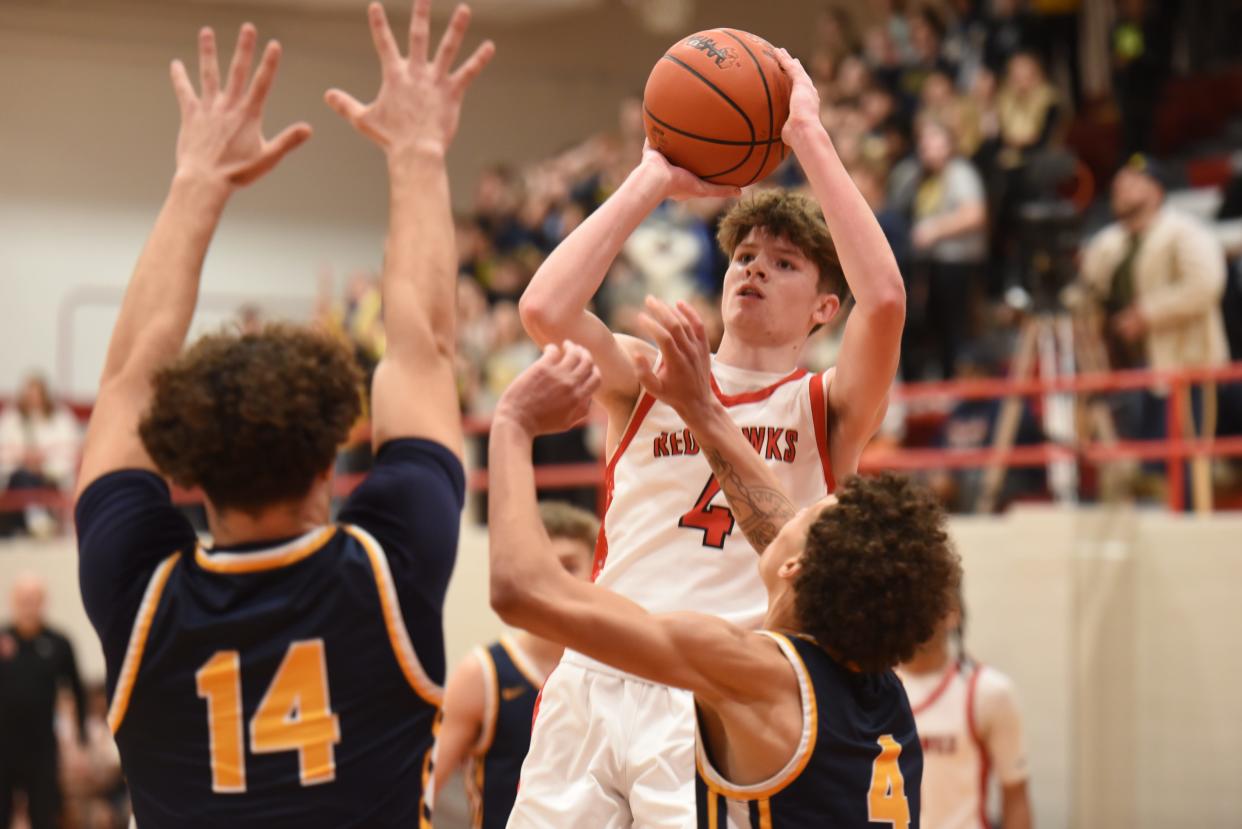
[0, 0, 826, 398]
[3, 506, 1241, 826]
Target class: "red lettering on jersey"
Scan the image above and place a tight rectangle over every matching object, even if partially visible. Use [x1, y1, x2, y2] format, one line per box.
[683, 429, 700, 455]
[784, 429, 798, 462]
[653, 434, 670, 457]
[919, 735, 958, 754]
[670, 432, 684, 455]
[741, 426, 764, 452]
[764, 428, 785, 460]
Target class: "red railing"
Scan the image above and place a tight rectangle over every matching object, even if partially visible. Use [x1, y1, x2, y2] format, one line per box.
[3, 362, 1241, 518]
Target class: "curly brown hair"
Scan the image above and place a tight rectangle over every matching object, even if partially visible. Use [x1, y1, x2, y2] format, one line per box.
[794, 473, 960, 673]
[716, 190, 847, 298]
[139, 324, 363, 513]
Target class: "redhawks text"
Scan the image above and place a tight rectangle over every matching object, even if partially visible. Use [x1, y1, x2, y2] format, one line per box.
[653, 426, 799, 463]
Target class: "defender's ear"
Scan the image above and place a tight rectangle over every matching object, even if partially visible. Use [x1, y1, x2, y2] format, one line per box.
[778, 556, 803, 581]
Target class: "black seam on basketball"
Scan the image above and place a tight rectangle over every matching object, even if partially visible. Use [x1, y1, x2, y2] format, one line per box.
[644, 107, 783, 146]
[644, 109, 756, 178]
[700, 141, 757, 180]
[660, 54, 756, 142]
[721, 30, 774, 186]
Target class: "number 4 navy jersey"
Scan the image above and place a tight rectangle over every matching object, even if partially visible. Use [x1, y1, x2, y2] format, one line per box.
[75, 439, 464, 829]
[696, 632, 923, 829]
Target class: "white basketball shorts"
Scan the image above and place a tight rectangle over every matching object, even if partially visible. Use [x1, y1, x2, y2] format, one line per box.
[506, 652, 696, 828]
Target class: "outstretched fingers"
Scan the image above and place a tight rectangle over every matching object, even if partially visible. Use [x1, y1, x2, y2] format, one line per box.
[450, 39, 495, 94]
[198, 27, 221, 99]
[408, 0, 433, 65]
[324, 88, 366, 124]
[170, 59, 197, 111]
[245, 40, 284, 115]
[223, 23, 257, 103]
[368, 2, 402, 70]
[235, 121, 313, 185]
[433, 3, 471, 77]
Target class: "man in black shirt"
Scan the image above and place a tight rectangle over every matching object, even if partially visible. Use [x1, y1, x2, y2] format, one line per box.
[0, 573, 85, 829]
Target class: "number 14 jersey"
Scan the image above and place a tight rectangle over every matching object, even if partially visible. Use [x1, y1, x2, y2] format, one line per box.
[593, 359, 835, 627]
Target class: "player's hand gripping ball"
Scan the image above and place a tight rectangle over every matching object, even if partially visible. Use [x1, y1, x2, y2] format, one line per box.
[643, 29, 792, 188]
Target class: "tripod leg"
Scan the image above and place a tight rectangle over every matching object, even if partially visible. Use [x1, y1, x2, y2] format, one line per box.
[977, 320, 1039, 513]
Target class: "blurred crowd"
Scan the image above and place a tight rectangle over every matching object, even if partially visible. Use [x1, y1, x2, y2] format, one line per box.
[4, 0, 1242, 538]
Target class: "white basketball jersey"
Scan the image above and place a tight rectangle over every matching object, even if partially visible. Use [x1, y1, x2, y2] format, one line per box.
[897, 661, 989, 829]
[591, 359, 835, 629]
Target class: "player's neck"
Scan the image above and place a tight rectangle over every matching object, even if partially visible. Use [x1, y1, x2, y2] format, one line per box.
[207, 497, 327, 548]
[715, 332, 805, 375]
[762, 589, 800, 634]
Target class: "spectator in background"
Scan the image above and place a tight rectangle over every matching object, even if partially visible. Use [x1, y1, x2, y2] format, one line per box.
[941, 0, 989, 90]
[810, 5, 860, 85]
[1029, 0, 1083, 108]
[893, 120, 989, 381]
[898, 6, 958, 114]
[0, 374, 82, 537]
[982, 0, 1034, 76]
[995, 52, 1059, 172]
[921, 69, 983, 159]
[0, 573, 86, 829]
[1111, 0, 1173, 157]
[1077, 155, 1229, 504]
[990, 51, 1061, 293]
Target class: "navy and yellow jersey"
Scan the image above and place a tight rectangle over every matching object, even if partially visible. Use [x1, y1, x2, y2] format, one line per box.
[74, 439, 464, 829]
[463, 636, 545, 829]
[696, 632, 923, 829]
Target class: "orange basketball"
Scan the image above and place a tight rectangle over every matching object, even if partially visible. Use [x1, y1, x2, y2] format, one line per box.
[643, 29, 792, 188]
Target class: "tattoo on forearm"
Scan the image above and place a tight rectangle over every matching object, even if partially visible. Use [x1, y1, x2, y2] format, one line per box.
[703, 447, 797, 553]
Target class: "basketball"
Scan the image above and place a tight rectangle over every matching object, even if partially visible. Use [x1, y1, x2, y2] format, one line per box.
[643, 29, 792, 188]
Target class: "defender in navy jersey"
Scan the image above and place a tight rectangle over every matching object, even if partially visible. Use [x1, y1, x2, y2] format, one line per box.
[432, 502, 597, 829]
[486, 304, 960, 829]
[72, 4, 494, 826]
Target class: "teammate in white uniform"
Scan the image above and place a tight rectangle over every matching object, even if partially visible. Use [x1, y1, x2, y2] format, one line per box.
[513, 50, 906, 826]
[897, 600, 1033, 829]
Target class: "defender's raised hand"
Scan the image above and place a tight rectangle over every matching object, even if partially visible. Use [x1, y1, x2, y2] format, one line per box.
[496, 343, 601, 437]
[634, 297, 720, 428]
[326, 0, 495, 158]
[170, 24, 311, 187]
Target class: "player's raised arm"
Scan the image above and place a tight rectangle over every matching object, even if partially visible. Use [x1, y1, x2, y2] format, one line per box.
[517, 145, 739, 423]
[326, 0, 494, 458]
[633, 297, 797, 554]
[76, 25, 311, 500]
[775, 49, 905, 471]
[487, 345, 791, 703]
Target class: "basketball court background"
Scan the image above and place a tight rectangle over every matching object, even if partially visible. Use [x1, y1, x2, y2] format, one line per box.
[2, 1, 1241, 827]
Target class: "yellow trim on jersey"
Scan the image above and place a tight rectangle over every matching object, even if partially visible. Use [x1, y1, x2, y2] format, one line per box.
[342, 524, 444, 706]
[107, 552, 181, 734]
[194, 526, 336, 574]
[467, 756, 485, 829]
[695, 631, 819, 801]
[498, 634, 546, 689]
[474, 646, 500, 756]
[707, 788, 719, 826]
[757, 797, 773, 829]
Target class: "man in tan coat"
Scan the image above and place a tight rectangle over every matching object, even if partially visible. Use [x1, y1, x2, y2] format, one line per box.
[1078, 154, 1229, 506]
